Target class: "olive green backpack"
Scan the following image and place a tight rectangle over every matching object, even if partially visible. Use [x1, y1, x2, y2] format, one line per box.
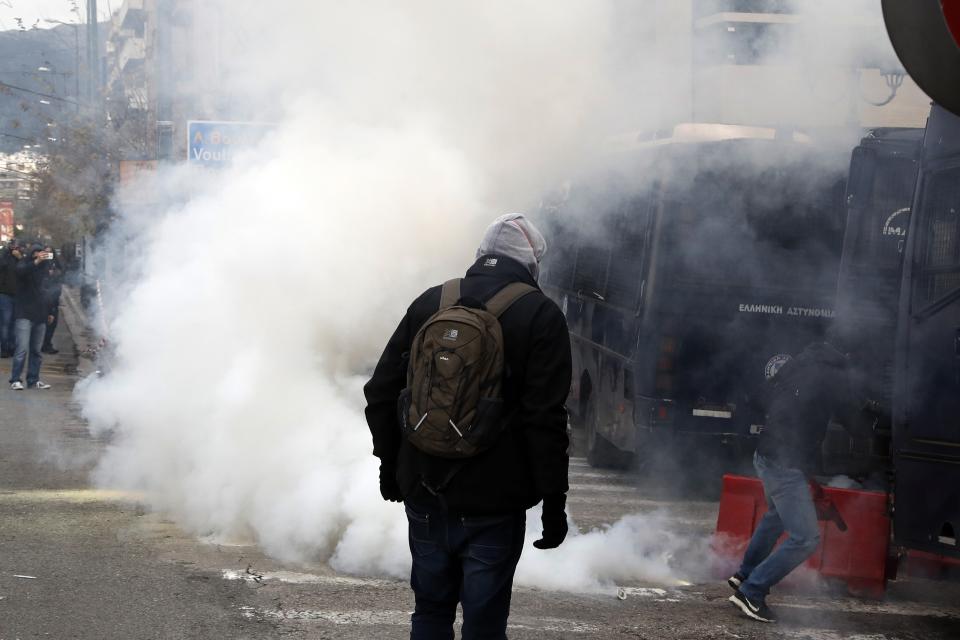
[398, 278, 536, 458]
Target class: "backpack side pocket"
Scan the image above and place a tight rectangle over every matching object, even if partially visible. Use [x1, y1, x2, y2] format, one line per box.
[465, 397, 504, 449]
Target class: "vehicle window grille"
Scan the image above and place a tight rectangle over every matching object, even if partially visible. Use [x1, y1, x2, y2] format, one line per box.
[918, 167, 960, 304]
[572, 239, 611, 297]
[606, 198, 649, 308]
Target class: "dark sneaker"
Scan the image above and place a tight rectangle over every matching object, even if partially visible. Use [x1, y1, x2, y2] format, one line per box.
[729, 591, 776, 623]
[41, 346, 59, 355]
[727, 572, 746, 591]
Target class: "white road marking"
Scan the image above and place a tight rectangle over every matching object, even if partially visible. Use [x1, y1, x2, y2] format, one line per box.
[222, 569, 400, 588]
[200, 534, 257, 548]
[239, 607, 599, 633]
[569, 471, 636, 480]
[510, 617, 600, 633]
[568, 482, 646, 493]
[616, 586, 686, 602]
[240, 607, 409, 625]
[225, 568, 960, 636]
[223, 567, 690, 603]
[223, 568, 687, 600]
[780, 632, 896, 640]
[0, 489, 139, 503]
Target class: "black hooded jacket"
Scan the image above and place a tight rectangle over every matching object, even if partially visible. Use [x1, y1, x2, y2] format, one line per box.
[0, 250, 18, 296]
[13, 256, 50, 323]
[756, 342, 861, 473]
[363, 255, 572, 514]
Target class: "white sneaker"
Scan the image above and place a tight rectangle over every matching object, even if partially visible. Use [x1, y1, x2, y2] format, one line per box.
[10, 381, 23, 390]
[31, 381, 51, 390]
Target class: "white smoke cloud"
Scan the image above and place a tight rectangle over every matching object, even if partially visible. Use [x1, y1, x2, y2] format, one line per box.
[75, 0, 923, 592]
[79, 0, 697, 588]
[78, 114, 483, 569]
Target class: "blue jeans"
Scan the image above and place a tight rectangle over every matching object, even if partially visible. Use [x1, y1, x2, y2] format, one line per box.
[405, 503, 525, 640]
[10, 318, 45, 385]
[0, 293, 14, 353]
[737, 452, 821, 602]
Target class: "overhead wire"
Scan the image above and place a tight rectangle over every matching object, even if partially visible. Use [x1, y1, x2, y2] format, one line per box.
[0, 79, 81, 106]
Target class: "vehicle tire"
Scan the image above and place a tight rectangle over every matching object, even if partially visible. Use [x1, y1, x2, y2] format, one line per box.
[584, 396, 634, 469]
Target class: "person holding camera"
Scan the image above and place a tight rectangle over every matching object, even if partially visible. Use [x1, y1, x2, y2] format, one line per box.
[9, 244, 54, 390]
[0, 240, 22, 358]
[40, 246, 63, 355]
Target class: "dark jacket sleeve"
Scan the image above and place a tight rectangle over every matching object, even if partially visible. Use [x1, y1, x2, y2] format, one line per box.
[363, 307, 415, 466]
[15, 257, 35, 277]
[43, 267, 63, 313]
[518, 300, 572, 498]
[831, 364, 870, 435]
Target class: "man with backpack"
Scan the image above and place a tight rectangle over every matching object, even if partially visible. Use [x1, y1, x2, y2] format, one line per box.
[364, 213, 572, 640]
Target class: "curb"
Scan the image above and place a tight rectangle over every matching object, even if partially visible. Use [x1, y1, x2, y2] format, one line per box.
[60, 285, 97, 379]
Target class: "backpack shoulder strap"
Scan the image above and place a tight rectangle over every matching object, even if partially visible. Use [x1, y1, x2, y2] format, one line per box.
[485, 282, 538, 318]
[439, 279, 462, 309]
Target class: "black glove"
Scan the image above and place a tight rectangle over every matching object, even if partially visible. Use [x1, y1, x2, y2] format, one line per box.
[533, 494, 568, 550]
[379, 463, 403, 503]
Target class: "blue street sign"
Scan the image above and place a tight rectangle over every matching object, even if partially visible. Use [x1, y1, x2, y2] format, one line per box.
[187, 120, 273, 167]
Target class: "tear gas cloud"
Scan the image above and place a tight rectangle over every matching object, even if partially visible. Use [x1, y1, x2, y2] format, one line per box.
[77, 0, 922, 591]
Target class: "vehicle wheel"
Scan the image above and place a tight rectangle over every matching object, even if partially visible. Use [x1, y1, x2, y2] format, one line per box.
[585, 396, 634, 469]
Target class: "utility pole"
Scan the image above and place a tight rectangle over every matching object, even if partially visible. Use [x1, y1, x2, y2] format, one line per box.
[71, 23, 81, 110]
[85, 0, 102, 109]
[155, 0, 175, 161]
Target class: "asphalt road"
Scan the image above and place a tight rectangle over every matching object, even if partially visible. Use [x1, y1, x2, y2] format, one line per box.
[0, 321, 959, 639]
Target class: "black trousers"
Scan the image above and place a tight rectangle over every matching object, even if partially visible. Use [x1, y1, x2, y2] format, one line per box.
[42, 306, 58, 350]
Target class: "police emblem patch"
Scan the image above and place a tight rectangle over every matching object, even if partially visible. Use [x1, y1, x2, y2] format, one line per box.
[764, 354, 792, 380]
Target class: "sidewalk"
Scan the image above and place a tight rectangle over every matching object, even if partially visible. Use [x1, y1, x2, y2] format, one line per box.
[0, 297, 272, 639]
[59, 284, 98, 378]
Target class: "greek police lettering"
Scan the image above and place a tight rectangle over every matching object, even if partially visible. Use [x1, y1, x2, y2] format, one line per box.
[483, 257, 498, 267]
[738, 303, 835, 318]
[738, 304, 783, 315]
[785, 307, 836, 318]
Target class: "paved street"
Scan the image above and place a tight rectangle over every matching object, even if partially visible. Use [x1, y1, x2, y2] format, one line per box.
[0, 321, 958, 639]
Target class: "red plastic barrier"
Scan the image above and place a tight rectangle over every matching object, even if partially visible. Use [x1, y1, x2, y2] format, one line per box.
[902, 549, 960, 580]
[715, 474, 891, 598]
